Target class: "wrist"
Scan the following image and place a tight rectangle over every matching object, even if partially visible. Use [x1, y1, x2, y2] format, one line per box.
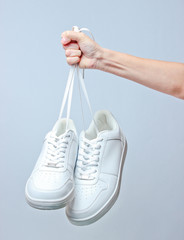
[93, 47, 129, 78]
[93, 47, 107, 70]
[94, 47, 114, 71]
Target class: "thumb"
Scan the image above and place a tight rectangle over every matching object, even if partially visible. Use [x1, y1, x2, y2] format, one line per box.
[61, 31, 85, 45]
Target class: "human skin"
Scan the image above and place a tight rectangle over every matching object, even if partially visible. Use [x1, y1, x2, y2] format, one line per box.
[61, 31, 184, 99]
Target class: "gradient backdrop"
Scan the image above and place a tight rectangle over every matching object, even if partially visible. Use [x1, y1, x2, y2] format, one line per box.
[1, 0, 184, 239]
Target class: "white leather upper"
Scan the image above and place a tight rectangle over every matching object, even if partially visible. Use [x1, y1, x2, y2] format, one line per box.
[26, 120, 78, 200]
[66, 110, 126, 220]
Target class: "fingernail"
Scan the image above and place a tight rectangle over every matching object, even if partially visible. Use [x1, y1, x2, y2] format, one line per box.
[62, 37, 69, 44]
[61, 37, 67, 43]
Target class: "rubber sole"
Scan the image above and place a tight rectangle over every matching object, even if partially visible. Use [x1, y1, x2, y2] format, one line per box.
[25, 187, 74, 210]
[66, 138, 128, 225]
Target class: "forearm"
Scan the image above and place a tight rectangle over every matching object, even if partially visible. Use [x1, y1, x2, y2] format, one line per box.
[96, 48, 184, 99]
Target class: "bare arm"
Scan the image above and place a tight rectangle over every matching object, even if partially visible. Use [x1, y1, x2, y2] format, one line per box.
[61, 31, 184, 99]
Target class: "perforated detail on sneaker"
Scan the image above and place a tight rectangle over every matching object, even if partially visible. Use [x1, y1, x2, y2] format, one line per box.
[33, 171, 68, 190]
[75, 181, 107, 202]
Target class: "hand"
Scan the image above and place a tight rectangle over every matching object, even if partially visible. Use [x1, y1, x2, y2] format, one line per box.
[61, 30, 102, 69]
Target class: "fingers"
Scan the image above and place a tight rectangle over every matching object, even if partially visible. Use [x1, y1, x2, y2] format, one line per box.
[65, 49, 81, 57]
[61, 31, 85, 45]
[62, 40, 81, 66]
[62, 41, 79, 50]
[66, 57, 80, 65]
[61, 30, 93, 66]
[66, 49, 81, 65]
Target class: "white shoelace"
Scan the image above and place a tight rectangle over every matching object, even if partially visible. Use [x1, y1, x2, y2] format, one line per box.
[43, 40, 76, 169]
[44, 133, 71, 168]
[72, 26, 102, 180]
[43, 57, 75, 169]
[58, 26, 96, 131]
[76, 137, 103, 180]
[45, 26, 100, 172]
[58, 64, 76, 129]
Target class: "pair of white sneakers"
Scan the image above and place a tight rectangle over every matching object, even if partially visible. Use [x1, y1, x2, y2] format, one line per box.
[25, 110, 127, 226]
[25, 26, 127, 225]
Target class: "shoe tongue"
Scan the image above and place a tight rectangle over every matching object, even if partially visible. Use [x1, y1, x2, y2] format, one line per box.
[52, 130, 67, 138]
[97, 130, 109, 138]
[80, 131, 93, 142]
[82, 129, 108, 142]
[52, 119, 69, 137]
[80, 130, 85, 140]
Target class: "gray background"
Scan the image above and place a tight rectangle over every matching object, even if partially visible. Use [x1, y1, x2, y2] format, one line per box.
[1, 0, 184, 239]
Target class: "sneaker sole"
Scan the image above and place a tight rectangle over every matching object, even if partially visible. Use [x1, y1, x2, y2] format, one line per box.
[25, 187, 74, 210]
[66, 138, 128, 225]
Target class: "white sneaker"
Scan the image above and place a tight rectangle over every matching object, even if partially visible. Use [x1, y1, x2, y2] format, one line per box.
[25, 58, 78, 210]
[66, 110, 127, 225]
[25, 118, 78, 210]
